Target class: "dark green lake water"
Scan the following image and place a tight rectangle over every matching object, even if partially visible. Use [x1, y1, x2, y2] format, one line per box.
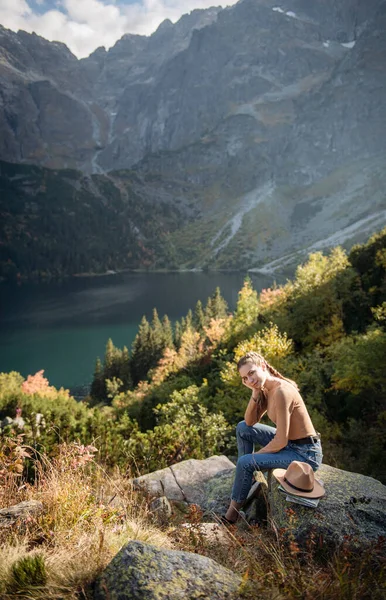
[0, 272, 278, 390]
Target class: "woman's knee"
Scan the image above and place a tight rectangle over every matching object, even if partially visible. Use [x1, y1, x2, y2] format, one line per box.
[237, 453, 260, 472]
[236, 420, 248, 437]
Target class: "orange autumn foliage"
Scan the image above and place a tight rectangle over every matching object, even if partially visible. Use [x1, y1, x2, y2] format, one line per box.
[21, 370, 57, 396]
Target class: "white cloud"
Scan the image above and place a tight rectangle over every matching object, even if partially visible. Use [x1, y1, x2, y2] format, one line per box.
[0, 0, 238, 58]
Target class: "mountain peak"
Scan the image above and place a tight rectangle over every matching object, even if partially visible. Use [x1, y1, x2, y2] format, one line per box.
[155, 19, 174, 33]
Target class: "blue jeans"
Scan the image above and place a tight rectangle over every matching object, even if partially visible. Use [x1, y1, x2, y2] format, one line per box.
[231, 420, 323, 503]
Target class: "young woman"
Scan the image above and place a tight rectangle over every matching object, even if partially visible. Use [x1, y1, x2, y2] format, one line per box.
[223, 351, 323, 524]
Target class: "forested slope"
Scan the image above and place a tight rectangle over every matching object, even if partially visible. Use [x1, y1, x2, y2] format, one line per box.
[1, 228, 385, 481]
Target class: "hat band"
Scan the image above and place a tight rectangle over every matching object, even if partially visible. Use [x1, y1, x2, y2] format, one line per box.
[284, 476, 314, 493]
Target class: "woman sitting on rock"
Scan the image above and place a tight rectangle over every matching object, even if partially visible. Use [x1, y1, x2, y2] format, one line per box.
[222, 351, 323, 524]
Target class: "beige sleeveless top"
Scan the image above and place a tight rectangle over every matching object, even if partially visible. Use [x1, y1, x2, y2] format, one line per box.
[256, 381, 316, 454]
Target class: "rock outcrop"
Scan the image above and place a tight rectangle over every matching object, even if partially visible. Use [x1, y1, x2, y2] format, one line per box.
[133, 456, 386, 552]
[269, 463, 386, 551]
[133, 455, 236, 516]
[94, 540, 242, 600]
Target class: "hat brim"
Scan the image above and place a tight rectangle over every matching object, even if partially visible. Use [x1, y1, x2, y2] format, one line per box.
[272, 468, 325, 499]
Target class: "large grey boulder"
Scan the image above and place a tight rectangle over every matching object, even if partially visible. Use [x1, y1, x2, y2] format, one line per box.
[133, 455, 235, 511]
[94, 540, 242, 600]
[134, 456, 386, 551]
[269, 464, 386, 552]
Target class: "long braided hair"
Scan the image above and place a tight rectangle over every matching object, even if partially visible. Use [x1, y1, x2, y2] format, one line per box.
[236, 351, 298, 412]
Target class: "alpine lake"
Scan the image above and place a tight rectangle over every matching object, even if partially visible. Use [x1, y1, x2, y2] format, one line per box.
[0, 271, 280, 392]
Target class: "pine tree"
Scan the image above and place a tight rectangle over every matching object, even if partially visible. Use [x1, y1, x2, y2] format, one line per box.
[174, 321, 182, 349]
[104, 338, 116, 373]
[226, 277, 259, 344]
[162, 315, 174, 349]
[90, 357, 106, 401]
[204, 297, 213, 325]
[209, 287, 228, 320]
[131, 315, 152, 384]
[185, 309, 193, 331]
[180, 316, 186, 334]
[151, 308, 163, 347]
[150, 307, 169, 367]
[193, 300, 205, 333]
[119, 346, 132, 390]
[104, 338, 122, 382]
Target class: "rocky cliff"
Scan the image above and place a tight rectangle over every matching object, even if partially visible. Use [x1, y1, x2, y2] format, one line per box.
[1, 0, 386, 275]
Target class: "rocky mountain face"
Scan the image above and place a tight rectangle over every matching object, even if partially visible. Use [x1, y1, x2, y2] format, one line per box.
[0, 6, 221, 172]
[0, 0, 386, 275]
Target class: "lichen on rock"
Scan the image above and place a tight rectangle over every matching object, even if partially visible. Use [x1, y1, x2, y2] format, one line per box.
[94, 540, 242, 600]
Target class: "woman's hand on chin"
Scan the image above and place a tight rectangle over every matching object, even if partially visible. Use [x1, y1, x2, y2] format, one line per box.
[242, 381, 259, 392]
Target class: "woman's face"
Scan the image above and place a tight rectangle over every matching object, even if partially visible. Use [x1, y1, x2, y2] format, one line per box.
[238, 361, 267, 389]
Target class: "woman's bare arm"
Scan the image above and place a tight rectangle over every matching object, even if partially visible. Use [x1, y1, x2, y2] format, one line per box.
[256, 388, 294, 453]
[244, 392, 266, 426]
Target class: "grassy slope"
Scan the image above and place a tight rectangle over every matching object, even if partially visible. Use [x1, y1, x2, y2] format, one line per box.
[1, 153, 386, 279]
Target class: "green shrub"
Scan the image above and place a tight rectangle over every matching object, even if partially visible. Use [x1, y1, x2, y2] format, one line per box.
[124, 384, 229, 474]
[7, 554, 47, 594]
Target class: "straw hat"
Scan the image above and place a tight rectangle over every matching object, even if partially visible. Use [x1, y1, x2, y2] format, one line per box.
[272, 461, 325, 499]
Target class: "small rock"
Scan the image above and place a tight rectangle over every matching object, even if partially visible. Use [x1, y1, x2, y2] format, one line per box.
[0, 500, 44, 528]
[13, 416, 25, 429]
[1, 416, 14, 429]
[150, 496, 172, 517]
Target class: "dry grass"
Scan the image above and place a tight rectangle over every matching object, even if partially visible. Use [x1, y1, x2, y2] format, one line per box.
[170, 507, 386, 600]
[0, 442, 173, 599]
[0, 441, 385, 599]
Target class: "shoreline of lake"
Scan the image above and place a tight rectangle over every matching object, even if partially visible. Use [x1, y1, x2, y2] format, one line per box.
[1, 266, 282, 286]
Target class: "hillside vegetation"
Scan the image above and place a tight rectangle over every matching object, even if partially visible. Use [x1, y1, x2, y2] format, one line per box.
[0, 160, 183, 281]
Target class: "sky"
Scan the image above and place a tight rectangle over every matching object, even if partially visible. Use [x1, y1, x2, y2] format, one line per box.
[0, 0, 238, 59]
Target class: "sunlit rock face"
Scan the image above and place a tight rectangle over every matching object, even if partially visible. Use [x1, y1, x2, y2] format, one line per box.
[0, 0, 386, 271]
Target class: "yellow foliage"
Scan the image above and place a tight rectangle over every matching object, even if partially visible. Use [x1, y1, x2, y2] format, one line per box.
[291, 247, 349, 296]
[235, 323, 294, 363]
[224, 278, 259, 343]
[314, 315, 345, 348]
[0, 372, 24, 398]
[150, 347, 179, 386]
[178, 327, 201, 363]
[329, 326, 386, 396]
[375, 248, 386, 268]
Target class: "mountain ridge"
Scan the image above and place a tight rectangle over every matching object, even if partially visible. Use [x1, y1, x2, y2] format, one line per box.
[1, 0, 386, 277]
